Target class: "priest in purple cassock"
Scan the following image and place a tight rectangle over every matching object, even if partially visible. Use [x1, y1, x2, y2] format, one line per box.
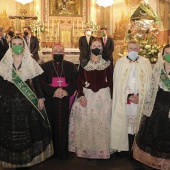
[40, 44, 77, 160]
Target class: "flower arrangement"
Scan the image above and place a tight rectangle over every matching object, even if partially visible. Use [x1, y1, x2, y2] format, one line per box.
[30, 21, 45, 37]
[84, 21, 99, 34]
[137, 39, 161, 64]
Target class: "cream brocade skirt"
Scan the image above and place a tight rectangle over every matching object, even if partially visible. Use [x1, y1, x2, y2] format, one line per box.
[69, 87, 112, 159]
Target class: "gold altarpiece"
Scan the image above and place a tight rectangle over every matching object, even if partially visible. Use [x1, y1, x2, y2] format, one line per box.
[41, 0, 88, 48]
[0, 10, 12, 30]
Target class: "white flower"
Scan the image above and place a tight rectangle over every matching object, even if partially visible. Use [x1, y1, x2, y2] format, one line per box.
[145, 45, 151, 49]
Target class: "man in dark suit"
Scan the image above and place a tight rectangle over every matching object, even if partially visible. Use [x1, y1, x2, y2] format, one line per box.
[23, 26, 39, 61]
[100, 27, 114, 63]
[79, 27, 95, 62]
[0, 27, 9, 60]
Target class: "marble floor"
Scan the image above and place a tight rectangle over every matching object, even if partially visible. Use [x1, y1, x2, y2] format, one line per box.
[0, 153, 156, 170]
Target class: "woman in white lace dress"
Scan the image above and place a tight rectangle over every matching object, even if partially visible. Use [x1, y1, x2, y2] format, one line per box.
[69, 38, 113, 159]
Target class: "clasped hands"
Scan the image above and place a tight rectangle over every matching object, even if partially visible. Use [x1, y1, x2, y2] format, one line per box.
[53, 88, 68, 98]
[38, 99, 44, 110]
[129, 95, 139, 104]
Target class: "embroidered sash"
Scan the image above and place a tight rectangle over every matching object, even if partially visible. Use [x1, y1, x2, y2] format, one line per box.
[12, 69, 50, 126]
[160, 69, 170, 92]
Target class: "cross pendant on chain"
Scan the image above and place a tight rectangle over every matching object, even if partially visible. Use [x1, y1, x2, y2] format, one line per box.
[57, 79, 63, 87]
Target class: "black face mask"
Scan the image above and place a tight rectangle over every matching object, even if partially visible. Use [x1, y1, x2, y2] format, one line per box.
[53, 54, 63, 62]
[91, 48, 101, 56]
[24, 31, 28, 36]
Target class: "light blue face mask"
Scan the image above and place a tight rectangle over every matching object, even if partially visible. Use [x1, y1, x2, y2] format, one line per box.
[128, 51, 138, 61]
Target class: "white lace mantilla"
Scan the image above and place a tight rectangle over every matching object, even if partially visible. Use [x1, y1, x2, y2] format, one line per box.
[0, 37, 43, 82]
[84, 58, 110, 71]
[142, 54, 164, 117]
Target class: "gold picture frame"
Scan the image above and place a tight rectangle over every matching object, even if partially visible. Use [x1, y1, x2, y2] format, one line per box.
[49, 0, 82, 17]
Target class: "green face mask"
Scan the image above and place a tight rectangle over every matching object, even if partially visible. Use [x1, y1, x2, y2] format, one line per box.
[12, 45, 24, 55]
[164, 54, 170, 63]
[101, 32, 105, 37]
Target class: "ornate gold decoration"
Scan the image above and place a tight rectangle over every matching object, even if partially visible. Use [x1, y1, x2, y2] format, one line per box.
[160, 0, 169, 29]
[0, 9, 11, 29]
[114, 12, 131, 40]
[49, 0, 82, 16]
[130, 1, 158, 22]
[60, 20, 72, 47]
[125, 0, 141, 9]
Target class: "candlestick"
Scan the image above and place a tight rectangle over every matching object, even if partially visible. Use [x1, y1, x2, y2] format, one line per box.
[48, 19, 49, 36]
[73, 21, 74, 37]
[58, 21, 60, 37]
[52, 20, 54, 33]
[77, 20, 78, 33]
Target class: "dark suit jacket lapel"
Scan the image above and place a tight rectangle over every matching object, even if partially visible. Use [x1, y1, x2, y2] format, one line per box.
[105, 38, 108, 47]
[89, 36, 93, 46]
[30, 36, 33, 49]
[0, 40, 3, 46]
[84, 36, 88, 46]
[100, 37, 105, 47]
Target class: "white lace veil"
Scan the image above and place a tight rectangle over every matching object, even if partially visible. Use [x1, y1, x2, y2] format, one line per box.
[0, 35, 43, 82]
[142, 53, 164, 117]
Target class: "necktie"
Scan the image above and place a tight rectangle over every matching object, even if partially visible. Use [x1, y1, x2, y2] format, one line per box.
[104, 37, 106, 45]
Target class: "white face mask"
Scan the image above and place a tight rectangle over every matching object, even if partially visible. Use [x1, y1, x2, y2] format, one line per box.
[86, 31, 91, 36]
[128, 51, 138, 61]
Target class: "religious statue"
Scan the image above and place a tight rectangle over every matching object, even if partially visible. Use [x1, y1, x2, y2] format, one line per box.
[58, 0, 68, 14]
[58, 0, 77, 15]
[68, 0, 77, 15]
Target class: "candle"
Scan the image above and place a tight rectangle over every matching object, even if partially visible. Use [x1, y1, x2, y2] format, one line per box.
[82, 21, 83, 30]
[77, 20, 78, 33]
[58, 21, 60, 37]
[52, 20, 54, 33]
[48, 19, 49, 36]
[73, 21, 74, 37]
